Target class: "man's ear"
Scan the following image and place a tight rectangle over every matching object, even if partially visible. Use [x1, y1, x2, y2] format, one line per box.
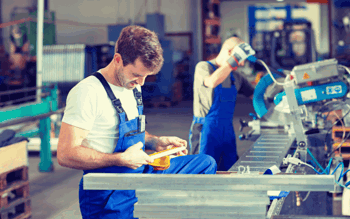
[114, 53, 123, 67]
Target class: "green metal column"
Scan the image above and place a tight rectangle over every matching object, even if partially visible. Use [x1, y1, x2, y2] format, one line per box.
[39, 117, 53, 172]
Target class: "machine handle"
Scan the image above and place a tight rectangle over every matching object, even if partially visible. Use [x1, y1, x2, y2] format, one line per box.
[239, 133, 246, 141]
[239, 118, 249, 132]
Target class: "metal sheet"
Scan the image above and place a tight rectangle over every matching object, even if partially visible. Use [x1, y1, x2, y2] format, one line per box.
[271, 216, 349, 219]
[134, 210, 266, 219]
[230, 134, 295, 172]
[136, 190, 267, 198]
[134, 204, 267, 214]
[267, 197, 286, 218]
[136, 196, 269, 206]
[83, 173, 334, 192]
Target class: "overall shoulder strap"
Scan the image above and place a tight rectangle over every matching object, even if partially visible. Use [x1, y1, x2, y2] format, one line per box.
[207, 61, 217, 71]
[92, 72, 125, 115]
[133, 88, 143, 106]
[133, 87, 144, 115]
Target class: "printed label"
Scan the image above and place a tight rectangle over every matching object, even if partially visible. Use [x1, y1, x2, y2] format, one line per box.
[139, 115, 145, 133]
[326, 85, 342, 95]
[300, 89, 317, 102]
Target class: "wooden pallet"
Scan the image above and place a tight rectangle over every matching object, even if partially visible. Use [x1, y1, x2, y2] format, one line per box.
[332, 127, 350, 142]
[332, 127, 350, 160]
[0, 181, 29, 209]
[0, 167, 28, 190]
[332, 144, 350, 160]
[0, 141, 28, 177]
[0, 197, 31, 219]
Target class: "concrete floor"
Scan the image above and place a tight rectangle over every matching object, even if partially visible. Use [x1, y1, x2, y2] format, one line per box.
[27, 96, 257, 218]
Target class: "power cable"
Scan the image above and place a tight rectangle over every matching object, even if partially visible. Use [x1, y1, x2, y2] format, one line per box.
[257, 59, 293, 86]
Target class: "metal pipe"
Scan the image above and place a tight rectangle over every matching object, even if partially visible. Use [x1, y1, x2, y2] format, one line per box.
[0, 108, 65, 129]
[0, 85, 53, 96]
[36, 0, 44, 101]
[0, 93, 49, 107]
[328, 0, 333, 58]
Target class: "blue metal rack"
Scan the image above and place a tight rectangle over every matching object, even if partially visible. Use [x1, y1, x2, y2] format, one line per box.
[248, 4, 316, 69]
[248, 4, 307, 46]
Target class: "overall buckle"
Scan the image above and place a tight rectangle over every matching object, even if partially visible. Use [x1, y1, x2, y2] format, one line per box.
[112, 99, 124, 114]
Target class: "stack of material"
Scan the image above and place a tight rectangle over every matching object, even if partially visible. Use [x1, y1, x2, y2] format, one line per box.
[42, 44, 98, 105]
[84, 173, 334, 219]
[0, 141, 31, 219]
[230, 134, 294, 173]
[42, 44, 96, 83]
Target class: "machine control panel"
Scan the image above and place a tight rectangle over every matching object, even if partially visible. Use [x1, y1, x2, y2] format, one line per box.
[292, 59, 339, 85]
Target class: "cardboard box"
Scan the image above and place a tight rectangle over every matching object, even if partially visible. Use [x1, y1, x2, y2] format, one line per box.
[0, 141, 28, 174]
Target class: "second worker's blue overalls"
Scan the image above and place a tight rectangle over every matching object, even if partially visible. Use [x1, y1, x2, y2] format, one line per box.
[189, 61, 238, 171]
[79, 72, 217, 219]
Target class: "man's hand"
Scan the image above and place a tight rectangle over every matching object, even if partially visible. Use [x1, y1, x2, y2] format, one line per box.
[155, 136, 188, 156]
[216, 37, 245, 67]
[121, 142, 154, 169]
[229, 42, 255, 67]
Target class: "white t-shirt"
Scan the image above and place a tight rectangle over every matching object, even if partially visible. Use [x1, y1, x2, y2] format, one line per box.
[62, 73, 141, 153]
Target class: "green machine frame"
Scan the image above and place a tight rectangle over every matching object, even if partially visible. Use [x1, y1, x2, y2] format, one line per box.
[0, 85, 61, 172]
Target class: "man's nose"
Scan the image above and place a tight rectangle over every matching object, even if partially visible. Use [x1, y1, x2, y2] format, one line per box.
[136, 77, 146, 86]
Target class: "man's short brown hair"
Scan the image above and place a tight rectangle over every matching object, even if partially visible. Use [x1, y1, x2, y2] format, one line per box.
[115, 25, 164, 74]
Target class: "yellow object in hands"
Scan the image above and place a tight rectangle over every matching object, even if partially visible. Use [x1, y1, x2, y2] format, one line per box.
[148, 146, 186, 170]
[148, 155, 171, 170]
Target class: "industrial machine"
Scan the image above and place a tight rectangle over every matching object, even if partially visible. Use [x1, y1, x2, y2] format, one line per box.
[239, 58, 350, 163]
[236, 57, 350, 216]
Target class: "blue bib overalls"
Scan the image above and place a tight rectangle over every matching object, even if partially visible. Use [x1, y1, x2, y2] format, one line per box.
[79, 73, 217, 218]
[189, 61, 238, 171]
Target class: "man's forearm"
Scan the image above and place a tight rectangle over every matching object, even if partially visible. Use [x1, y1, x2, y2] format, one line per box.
[57, 145, 125, 170]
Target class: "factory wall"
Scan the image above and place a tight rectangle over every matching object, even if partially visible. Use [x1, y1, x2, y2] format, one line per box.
[1, 0, 196, 46]
[49, 0, 193, 45]
[2, 0, 329, 64]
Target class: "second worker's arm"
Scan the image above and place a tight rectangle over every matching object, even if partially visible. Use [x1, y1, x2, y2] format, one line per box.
[204, 37, 246, 88]
[203, 63, 234, 88]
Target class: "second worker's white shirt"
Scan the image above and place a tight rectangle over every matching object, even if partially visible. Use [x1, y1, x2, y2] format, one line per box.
[62, 72, 141, 153]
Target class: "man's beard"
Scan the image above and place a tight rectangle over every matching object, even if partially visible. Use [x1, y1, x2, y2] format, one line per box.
[115, 68, 135, 89]
[115, 68, 126, 87]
